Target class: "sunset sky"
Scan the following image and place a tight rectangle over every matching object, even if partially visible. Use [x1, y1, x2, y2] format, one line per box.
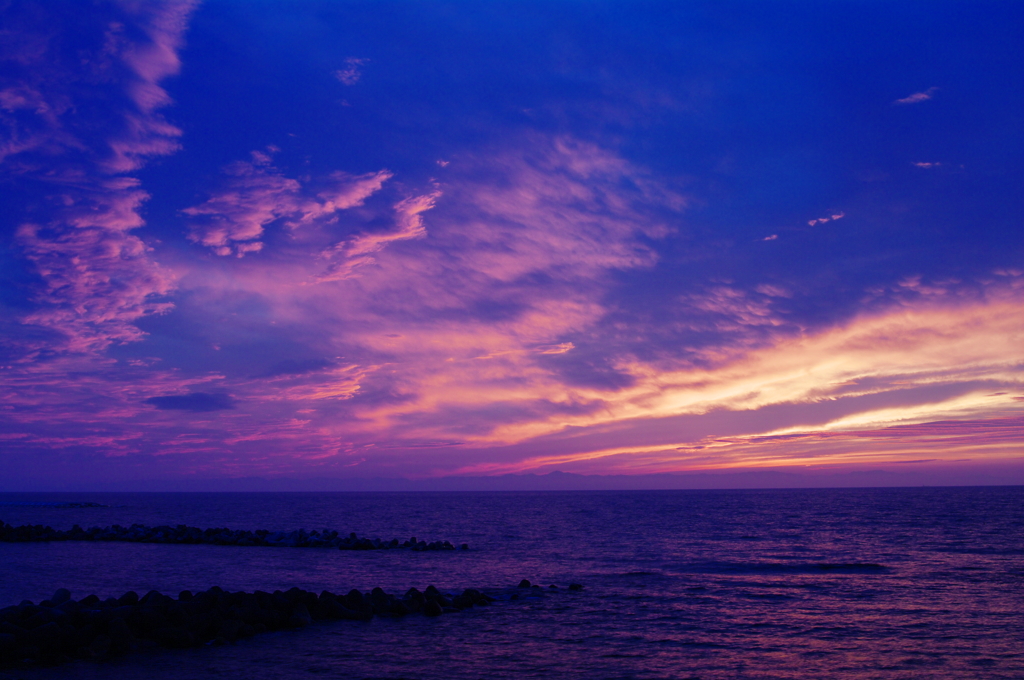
[1, 1, 1021, 489]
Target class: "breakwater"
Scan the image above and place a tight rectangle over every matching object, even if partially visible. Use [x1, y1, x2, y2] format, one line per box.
[0, 520, 466, 551]
[0, 583, 510, 665]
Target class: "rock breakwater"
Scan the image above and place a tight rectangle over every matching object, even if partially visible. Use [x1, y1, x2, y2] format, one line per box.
[0, 520, 466, 551]
[0, 580, 576, 666]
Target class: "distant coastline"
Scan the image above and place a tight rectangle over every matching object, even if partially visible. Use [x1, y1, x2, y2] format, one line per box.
[1, 465, 1022, 493]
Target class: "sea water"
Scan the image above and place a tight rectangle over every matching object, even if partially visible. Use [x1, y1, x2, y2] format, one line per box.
[1, 487, 1021, 679]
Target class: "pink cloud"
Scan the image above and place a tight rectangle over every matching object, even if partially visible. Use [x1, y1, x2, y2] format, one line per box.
[334, 57, 369, 86]
[31, 134, 684, 470]
[320, 190, 440, 279]
[894, 87, 938, 105]
[93, 1, 197, 173]
[11, 108, 1021, 484]
[186, 151, 392, 257]
[807, 211, 844, 226]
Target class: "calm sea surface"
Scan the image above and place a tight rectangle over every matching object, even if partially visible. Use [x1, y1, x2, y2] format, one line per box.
[1, 487, 1021, 679]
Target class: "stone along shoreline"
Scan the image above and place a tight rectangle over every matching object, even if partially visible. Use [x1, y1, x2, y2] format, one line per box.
[0, 580, 582, 667]
[0, 520, 467, 551]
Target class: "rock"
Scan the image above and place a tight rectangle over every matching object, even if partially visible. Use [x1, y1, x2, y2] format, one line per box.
[50, 588, 72, 606]
[403, 588, 425, 612]
[0, 520, 463, 553]
[26, 621, 63, 656]
[140, 590, 164, 605]
[0, 578, 508, 667]
[133, 606, 168, 633]
[88, 634, 111, 659]
[106, 617, 134, 653]
[0, 621, 25, 643]
[117, 591, 139, 607]
[152, 626, 194, 649]
[216, 619, 242, 641]
[518, 579, 532, 588]
[25, 609, 57, 629]
[343, 589, 365, 611]
[549, 584, 559, 589]
[568, 583, 583, 591]
[285, 604, 312, 628]
[0, 632, 16, 660]
[337, 606, 373, 621]
[315, 596, 349, 620]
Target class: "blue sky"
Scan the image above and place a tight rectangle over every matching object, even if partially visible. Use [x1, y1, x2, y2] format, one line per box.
[1, 0, 1022, 488]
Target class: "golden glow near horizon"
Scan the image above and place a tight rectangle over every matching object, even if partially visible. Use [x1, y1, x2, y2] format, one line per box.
[372, 290, 1024, 475]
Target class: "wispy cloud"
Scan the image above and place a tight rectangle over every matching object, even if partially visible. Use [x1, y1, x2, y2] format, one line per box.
[185, 150, 392, 256]
[894, 87, 938, 105]
[807, 212, 844, 226]
[2, 135, 690, 471]
[334, 57, 369, 86]
[319, 190, 440, 280]
[3, 0, 197, 355]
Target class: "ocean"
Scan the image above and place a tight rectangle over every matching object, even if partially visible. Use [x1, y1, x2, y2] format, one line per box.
[1, 487, 1021, 679]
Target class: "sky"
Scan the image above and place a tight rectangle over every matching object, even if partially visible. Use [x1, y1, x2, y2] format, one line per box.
[1, 0, 1022, 490]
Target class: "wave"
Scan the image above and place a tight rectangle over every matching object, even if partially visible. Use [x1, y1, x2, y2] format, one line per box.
[673, 562, 888, 575]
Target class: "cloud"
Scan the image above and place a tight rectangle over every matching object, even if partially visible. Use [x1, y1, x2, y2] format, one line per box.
[145, 392, 236, 412]
[807, 212, 844, 226]
[16, 201, 176, 353]
[2, 133, 688, 474]
[0, 1, 195, 172]
[894, 87, 938, 105]
[334, 57, 368, 86]
[259, 358, 336, 378]
[185, 151, 392, 256]
[444, 288, 1024, 475]
[913, 162, 941, 168]
[319, 190, 440, 279]
[2, 1, 197, 356]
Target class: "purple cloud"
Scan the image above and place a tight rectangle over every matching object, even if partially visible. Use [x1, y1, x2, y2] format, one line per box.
[146, 392, 236, 412]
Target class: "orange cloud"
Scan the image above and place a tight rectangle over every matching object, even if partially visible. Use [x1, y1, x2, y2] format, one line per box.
[443, 289, 1024, 473]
